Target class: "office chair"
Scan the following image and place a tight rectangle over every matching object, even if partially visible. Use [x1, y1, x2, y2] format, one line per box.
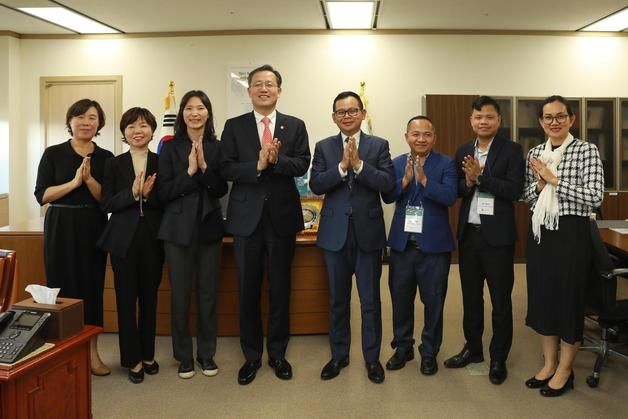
[580, 221, 628, 388]
[0, 249, 17, 312]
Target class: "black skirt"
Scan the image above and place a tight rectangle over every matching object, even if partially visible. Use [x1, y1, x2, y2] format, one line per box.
[525, 215, 592, 344]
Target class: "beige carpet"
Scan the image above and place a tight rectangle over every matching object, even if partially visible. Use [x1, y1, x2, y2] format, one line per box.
[92, 264, 628, 419]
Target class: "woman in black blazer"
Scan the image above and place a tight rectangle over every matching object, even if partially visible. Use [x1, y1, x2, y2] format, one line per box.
[157, 91, 228, 379]
[98, 107, 164, 384]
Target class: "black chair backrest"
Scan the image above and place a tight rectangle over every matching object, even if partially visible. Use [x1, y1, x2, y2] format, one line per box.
[586, 220, 617, 312]
[589, 220, 614, 274]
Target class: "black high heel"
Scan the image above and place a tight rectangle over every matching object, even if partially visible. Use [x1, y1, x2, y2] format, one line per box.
[143, 360, 159, 375]
[128, 367, 144, 384]
[540, 371, 574, 397]
[525, 374, 554, 389]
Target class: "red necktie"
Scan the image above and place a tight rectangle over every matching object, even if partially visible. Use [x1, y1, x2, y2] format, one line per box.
[261, 117, 272, 145]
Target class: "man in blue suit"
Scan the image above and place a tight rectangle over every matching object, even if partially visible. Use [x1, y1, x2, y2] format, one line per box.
[310, 91, 394, 384]
[382, 116, 457, 376]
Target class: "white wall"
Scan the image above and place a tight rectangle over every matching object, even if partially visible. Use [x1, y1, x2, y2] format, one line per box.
[6, 33, 628, 224]
[0, 36, 19, 204]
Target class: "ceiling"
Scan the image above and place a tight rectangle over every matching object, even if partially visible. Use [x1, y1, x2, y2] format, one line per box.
[0, 0, 626, 35]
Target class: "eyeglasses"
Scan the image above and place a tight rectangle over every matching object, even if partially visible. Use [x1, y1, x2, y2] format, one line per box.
[334, 108, 361, 118]
[250, 81, 277, 90]
[542, 113, 569, 124]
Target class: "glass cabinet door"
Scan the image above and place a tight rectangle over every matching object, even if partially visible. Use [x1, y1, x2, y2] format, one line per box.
[516, 98, 544, 157]
[620, 99, 628, 190]
[495, 97, 513, 140]
[586, 99, 615, 189]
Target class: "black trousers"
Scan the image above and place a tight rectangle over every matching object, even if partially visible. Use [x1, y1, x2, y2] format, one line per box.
[164, 233, 222, 364]
[458, 227, 514, 362]
[324, 219, 382, 363]
[110, 219, 164, 368]
[234, 206, 296, 362]
[389, 246, 450, 358]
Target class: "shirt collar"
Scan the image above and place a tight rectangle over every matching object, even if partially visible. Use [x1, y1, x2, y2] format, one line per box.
[474, 137, 494, 154]
[341, 131, 361, 146]
[254, 110, 277, 124]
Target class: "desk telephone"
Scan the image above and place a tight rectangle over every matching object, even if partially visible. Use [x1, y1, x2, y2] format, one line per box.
[0, 309, 50, 364]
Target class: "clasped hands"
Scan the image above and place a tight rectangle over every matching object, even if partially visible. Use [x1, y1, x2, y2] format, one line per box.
[132, 171, 157, 200]
[462, 155, 483, 188]
[402, 154, 427, 189]
[187, 135, 208, 176]
[339, 136, 362, 173]
[257, 139, 281, 172]
[529, 157, 558, 193]
[72, 156, 96, 188]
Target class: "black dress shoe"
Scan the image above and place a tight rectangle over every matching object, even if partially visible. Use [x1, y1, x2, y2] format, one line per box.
[540, 371, 574, 397]
[385, 350, 414, 370]
[420, 356, 438, 376]
[489, 360, 508, 385]
[128, 368, 144, 384]
[443, 346, 484, 368]
[268, 358, 293, 380]
[238, 360, 262, 385]
[142, 360, 159, 375]
[197, 358, 219, 377]
[321, 358, 349, 380]
[525, 374, 554, 389]
[366, 361, 385, 384]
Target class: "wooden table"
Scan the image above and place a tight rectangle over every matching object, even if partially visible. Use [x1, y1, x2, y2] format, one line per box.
[0, 219, 329, 336]
[0, 326, 101, 419]
[599, 228, 628, 259]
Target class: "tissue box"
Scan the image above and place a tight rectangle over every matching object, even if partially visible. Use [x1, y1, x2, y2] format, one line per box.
[12, 297, 84, 341]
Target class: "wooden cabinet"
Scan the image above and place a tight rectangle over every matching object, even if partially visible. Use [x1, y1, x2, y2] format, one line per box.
[586, 98, 616, 189]
[495, 97, 513, 140]
[0, 326, 100, 419]
[620, 99, 628, 190]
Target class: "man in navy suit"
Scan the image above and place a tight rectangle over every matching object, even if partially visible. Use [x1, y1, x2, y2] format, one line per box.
[382, 116, 457, 376]
[310, 91, 394, 384]
[221, 65, 311, 385]
[443, 96, 524, 385]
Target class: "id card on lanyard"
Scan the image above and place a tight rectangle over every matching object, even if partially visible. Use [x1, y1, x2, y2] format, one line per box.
[477, 192, 495, 215]
[405, 205, 423, 233]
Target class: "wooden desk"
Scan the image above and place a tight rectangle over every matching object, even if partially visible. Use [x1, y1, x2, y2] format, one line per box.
[0, 326, 100, 419]
[0, 219, 329, 336]
[599, 228, 628, 259]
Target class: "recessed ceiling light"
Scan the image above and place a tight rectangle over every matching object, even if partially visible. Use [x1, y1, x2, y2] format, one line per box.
[324, 1, 377, 30]
[580, 7, 628, 32]
[18, 7, 120, 34]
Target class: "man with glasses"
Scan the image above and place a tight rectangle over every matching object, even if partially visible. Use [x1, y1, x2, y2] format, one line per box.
[382, 116, 457, 376]
[443, 96, 524, 385]
[310, 91, 394, 384]
[221, 64, 311, 385]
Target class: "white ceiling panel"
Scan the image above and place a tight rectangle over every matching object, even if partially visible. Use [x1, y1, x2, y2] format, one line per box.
[0, 0, 627, 35]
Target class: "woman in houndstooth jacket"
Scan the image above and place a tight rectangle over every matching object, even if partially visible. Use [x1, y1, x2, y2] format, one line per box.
[522, 95, 604, 397]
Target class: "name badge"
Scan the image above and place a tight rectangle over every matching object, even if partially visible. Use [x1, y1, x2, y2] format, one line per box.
[405, 205, 423, 233]
[477, 192, 495, 215]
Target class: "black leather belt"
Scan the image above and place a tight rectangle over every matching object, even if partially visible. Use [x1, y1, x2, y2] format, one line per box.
[49, 203, 95, 209]
[467, 223, 481, 231]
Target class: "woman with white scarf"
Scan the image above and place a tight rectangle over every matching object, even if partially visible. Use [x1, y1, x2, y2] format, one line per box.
[522, 95, 604, 397]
